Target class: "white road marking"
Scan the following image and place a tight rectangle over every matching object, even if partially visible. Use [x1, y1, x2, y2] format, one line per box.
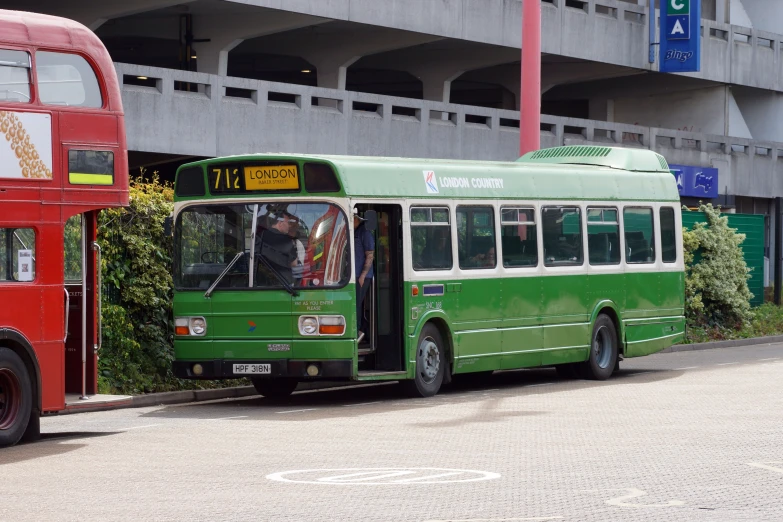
[318, 471, 415, 482]
[343, 401, 381, 407]
[629, 371, 654, 376]
[121, 424, 162, 431]
[759, 358, 780, 362]
[748, 462, 783, 474]
[717, 362, 737, 366]
[266, 467, 500, 485]
[275, 409, 317, 414]
[674, 366, 698, 370]
[602, 488, 685, 507]
[394, 472, 465, 483]
[526, 383, 551, 388]
[423, 518, 563, 522]
[205, 416, 248, 421]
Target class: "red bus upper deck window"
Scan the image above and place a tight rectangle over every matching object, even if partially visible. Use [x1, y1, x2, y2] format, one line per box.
[0, 49, 31, 104]
[35, 51, 102, 108]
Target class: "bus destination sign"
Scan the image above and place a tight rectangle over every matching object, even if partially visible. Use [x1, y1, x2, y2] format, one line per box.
[209, 164, 300, 193]
[245, 165, 299, 191]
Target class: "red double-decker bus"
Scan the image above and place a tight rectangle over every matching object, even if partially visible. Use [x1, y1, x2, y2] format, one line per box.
[0, 9, 129, 446]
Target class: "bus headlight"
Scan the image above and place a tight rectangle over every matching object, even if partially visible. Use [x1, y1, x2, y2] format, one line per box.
[190, 317, 207, 336]
[175, 316, 207, 336]
[299, 316, 318, 335]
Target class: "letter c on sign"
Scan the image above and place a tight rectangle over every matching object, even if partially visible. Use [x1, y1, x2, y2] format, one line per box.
[671, 0, 684, 9]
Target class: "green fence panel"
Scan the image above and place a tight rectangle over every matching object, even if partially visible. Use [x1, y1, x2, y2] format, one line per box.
[682, 211, 765, 307]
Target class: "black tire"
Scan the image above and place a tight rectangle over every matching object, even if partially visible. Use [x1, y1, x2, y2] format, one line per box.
[0, 347, 33, 448]
[580, 314, 618, 381]
[250, 378, 298, 399]
[21, 409, 40, 443]
[401, 323, 445, 398]
[555, 363, 581, 379]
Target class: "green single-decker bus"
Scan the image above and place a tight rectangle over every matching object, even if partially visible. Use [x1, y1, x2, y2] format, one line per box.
[170, 145, 684, 398]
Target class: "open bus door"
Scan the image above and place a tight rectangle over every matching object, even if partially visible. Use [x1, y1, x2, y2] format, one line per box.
[64, 212, 130, 410]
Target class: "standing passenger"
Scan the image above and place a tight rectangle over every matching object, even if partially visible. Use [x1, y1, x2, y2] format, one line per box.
[353, 209, 374, 343]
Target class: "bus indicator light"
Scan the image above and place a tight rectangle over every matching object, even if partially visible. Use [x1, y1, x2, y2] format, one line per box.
[412, 285, 419, 296]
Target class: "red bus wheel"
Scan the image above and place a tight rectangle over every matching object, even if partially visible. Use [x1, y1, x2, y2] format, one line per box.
[0, 348, 33, 447]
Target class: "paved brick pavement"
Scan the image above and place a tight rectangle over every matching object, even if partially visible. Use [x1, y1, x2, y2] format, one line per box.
[1, 345, 782, 522]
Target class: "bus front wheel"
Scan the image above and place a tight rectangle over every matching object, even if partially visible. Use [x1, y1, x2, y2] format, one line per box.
[0, 348, 33, 447]
[251, 378, 298, 399]
[580, 315, 618, 381]
[402, 323, 445, 398]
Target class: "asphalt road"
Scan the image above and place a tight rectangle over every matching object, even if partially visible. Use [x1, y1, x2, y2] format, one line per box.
[2, 344, 783, 522]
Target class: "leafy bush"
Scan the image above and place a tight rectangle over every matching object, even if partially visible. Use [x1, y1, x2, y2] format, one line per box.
[97, 173, 177, 394]
[97, 173, 245, 394]
[685, 303, 783, 344]
[682, 203, 752, 328]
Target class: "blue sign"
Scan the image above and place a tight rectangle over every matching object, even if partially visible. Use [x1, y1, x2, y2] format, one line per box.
[659, 0, 701, 73]
[665, 15, 690, 40]
[670, 164, 718, 198]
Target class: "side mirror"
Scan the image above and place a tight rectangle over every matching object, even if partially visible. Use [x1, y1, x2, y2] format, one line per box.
[363, 210, 378, 232]
[164, 216, 173, 236]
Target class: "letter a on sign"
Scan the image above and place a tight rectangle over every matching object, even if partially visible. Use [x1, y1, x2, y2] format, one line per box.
[666, 0, 690, 40]
[666, 15, 690, 40]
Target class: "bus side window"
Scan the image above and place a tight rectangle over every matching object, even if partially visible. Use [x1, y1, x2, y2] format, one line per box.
[500, 207, 537, 268]
[660, 207, 677, 263]
[0, 228, 36, 282]
[0, 49, 31, 103]
[587, 207, 620, 265]
[410, 207, 452, 271]
[624, 207, 655, 264]
[35, 51, 102, 108]
[457, 206, 496, 269]
[542, 206, 583, 266]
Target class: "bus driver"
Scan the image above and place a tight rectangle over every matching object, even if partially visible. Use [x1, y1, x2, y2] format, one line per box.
[255, 207, 298, 286]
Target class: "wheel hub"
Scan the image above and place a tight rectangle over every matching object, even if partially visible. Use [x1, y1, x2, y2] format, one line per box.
[419, 338, 441, 383]
[593, 325, 612, 369]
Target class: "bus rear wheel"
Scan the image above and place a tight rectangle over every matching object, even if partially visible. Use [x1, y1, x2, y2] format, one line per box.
[251, 378, 298, 399]
[580, 315, 618, 381]
[0, 348, 32, 447]
[401, 323, 445, 398]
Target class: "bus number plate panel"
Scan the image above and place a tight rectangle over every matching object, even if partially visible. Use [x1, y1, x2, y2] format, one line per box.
[233, 364, 271, 374]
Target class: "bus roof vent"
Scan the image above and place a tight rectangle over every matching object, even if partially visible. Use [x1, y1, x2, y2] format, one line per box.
[517, 145, 671, 173]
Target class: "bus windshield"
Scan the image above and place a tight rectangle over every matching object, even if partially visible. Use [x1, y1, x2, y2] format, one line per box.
[175, 202, 350, 291]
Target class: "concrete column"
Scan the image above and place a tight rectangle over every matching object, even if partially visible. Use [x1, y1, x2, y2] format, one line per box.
[291, 31, 443, 90]
[401, 48, 520, 104]
[308, 57, 360, 90]
[419, 71, 460, 103]
[192, 12, 330, 76]
[716, 0, 729, 23]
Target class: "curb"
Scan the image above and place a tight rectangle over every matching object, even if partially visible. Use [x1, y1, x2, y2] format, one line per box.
[663, 334, 783, 353]
[69, 334, 783, 414]
[130, 385, 258, 408]
[119, 380, 356, 411]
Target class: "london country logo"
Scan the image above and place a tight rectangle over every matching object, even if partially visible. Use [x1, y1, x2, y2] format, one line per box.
[423, 170, 438, 194]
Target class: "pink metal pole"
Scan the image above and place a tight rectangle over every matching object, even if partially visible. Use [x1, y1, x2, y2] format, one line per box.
[520, 0, 541, 156]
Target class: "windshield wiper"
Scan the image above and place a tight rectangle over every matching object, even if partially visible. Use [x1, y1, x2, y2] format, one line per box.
[204, 252, 245, 298]
[256, 253, 299, 297]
